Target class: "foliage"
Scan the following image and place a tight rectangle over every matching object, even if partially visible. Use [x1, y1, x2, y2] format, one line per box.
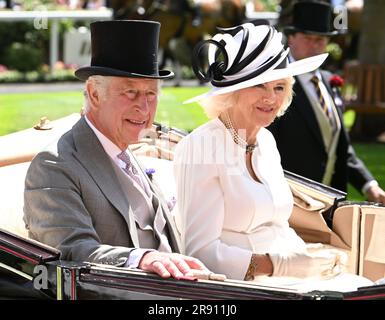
[0, 22, 39, 66]
[0, 69, 77, 83]
[258, 0, 280, 11]
[18, 0, 60, 10]
[4, 42, 43, 72]
[0, 18, 76, 73]
[326, 42, 343, 62]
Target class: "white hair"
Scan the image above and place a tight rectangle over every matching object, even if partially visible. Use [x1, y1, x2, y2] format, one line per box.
[82, 75, 111, 114]
[199, 77, 295, 119]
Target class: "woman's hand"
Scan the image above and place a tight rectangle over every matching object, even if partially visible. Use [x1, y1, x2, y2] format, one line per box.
[268, 250, 347, 279]
[139, 251, 209, 279]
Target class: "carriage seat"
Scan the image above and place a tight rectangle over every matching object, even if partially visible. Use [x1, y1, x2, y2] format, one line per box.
[0, 162, 30, 238]
[0, 113, 81, 168]
[0, 113, 81, 237]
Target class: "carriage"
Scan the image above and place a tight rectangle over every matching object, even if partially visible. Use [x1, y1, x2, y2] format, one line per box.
[1, 113, 385, 300]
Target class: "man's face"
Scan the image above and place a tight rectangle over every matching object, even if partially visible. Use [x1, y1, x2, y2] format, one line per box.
[87, 76, 159, 150]
[288, 32, 329, 60]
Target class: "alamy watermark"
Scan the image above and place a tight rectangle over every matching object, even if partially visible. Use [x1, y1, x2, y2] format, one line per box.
[33, 5, 48, 30]
[33, 264, 48, 290]
[334, 5, 348, 31]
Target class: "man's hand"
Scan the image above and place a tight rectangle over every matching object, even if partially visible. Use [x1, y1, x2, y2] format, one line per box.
[138, 251, 209, 279]
[366, 185, 385, 205]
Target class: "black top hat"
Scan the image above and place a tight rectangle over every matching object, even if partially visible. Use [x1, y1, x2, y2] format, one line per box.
[283, 1, 338, 37]
[75, 20, 174, 81]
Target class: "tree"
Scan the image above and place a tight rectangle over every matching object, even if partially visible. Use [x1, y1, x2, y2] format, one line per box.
[358, 0, 385, 64]
[351, 0, 385, 140]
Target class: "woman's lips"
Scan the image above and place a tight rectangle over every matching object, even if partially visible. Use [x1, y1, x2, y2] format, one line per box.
[256, 106, 274, 113]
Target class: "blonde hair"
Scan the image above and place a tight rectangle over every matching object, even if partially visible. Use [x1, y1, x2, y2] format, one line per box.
[277, 76, 295, 117]
[199, 77, 295, 119]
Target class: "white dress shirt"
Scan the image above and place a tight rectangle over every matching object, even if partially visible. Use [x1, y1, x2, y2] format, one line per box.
[174, 119, 306, 280]
[84, 116, 153, 268]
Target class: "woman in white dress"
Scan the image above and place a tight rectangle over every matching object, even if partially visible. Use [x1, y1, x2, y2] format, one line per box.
[173, 23, 369, 287]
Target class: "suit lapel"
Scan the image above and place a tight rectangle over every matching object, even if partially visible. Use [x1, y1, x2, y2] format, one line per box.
[71, 117, 139, 247]
[321, 71, 345, 112]
[130, 153, 182, 253]
[320, 71, 350, 143]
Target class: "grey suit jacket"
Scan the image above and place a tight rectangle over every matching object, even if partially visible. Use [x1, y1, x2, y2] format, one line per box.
[23, 117, 181, 265]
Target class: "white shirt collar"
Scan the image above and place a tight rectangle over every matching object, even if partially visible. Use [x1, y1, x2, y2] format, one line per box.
[84, 116, 152, 197]
[289, 53, 319, 83]
[84, 115, 123, 164]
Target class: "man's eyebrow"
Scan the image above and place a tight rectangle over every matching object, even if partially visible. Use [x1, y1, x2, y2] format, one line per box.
[120, 81, 159, 91]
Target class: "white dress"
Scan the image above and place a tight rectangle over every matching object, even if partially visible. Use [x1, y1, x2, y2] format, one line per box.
[173, 118, 307, 280]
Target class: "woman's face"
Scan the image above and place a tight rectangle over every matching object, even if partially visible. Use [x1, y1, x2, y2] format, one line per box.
[229, 79, 289, 130]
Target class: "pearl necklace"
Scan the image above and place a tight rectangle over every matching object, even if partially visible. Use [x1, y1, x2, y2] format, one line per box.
[221, 112, 258, 154]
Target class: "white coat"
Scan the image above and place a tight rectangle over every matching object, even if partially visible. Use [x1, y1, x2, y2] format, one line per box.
[174, 119, 306, 280]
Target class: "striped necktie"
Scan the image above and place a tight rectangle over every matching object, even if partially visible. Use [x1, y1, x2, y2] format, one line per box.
[310, 75, 337, 131]
[117, 151, 146, 191]
[311, 75, 330, 117]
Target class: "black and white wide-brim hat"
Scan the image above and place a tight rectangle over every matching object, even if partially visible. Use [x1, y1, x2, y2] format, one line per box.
[184, 23, 327, 104]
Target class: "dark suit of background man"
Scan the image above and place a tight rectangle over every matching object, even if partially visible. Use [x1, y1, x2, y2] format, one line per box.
[268, 1, 385, 204]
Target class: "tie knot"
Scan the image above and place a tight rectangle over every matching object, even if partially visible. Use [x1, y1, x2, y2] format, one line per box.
[311, 75, 320, 85]
[117, 151, 132, 167]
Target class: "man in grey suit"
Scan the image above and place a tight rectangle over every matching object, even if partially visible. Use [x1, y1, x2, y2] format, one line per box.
[23, 20, 207, 279]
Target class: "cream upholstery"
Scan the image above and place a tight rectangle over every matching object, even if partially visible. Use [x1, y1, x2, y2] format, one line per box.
[0, 162, 30, 237]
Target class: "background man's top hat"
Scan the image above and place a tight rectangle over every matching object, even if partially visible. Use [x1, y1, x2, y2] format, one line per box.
[75, 20, 174, 81]
[283, 1, 338, 37]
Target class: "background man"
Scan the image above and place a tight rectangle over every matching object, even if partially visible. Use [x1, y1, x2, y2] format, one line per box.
[268, 0, 385, 204]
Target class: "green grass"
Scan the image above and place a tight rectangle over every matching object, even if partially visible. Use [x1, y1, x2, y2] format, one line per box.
[0, 92, 84, 135]
[0, 87, 209, 135]
[342, 110, 356, 132]
[156, 87, 209, 131]
[347, 143, 385, 201]
[0, 88, 383, 202]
